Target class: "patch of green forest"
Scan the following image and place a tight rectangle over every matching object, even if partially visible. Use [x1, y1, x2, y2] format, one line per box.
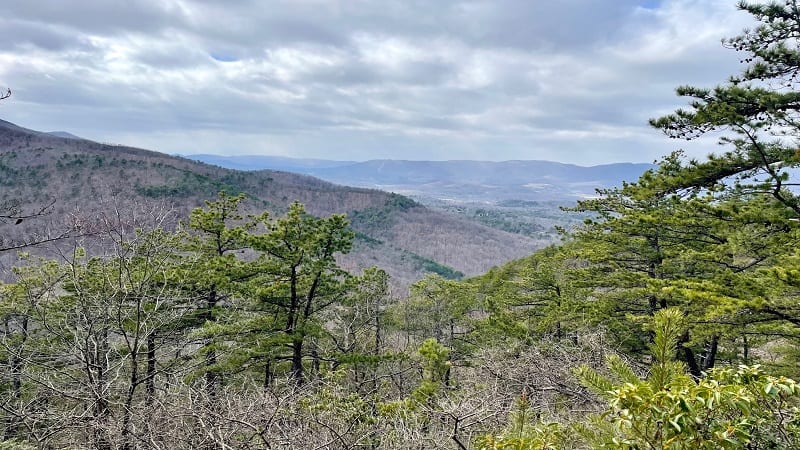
[348, 193, 419, 233]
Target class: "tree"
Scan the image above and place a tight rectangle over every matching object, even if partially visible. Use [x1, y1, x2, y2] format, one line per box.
[0, 200, 63, 252]
[563, 150, 800, 375]
[217, 202, 354, 384]
[649, 1, 800, 215]
[183, 192, 257, 395]
[562, 160, 717, 369]
[0, 224, 193, 449]
[391, 274, 479, 387]
[643, 0, 800, 361]
[324, 267, 397, 393]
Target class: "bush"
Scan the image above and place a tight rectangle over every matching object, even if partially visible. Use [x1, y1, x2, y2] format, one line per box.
[479, 309, 800, 449]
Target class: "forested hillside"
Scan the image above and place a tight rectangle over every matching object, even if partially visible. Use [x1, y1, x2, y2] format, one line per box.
[0, 120, 542, 287]
[3, 2, 800, 449]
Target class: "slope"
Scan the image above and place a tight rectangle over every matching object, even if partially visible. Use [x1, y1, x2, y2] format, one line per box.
[0, 119, 542, 287]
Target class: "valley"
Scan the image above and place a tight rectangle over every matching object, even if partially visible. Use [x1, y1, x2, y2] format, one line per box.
[187, 154, 651, 242]
[187, 154, 653, 202]
[0, 119, 546, 289]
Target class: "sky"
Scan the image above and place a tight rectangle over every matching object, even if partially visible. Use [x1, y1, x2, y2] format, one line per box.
[0, 0, 759, 165]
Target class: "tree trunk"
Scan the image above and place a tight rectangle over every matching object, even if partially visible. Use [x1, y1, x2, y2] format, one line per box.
[679, 332, 702, 379]
[701, 335, 719, 371]
[311, 343, 320, 377]
[120, 345, 139, 450]
[146, 332, 156, 405]
[204, 289, 218, 400]
[3, 315, 27, 440]
[263, 359, 273, 389]
[742, 333, 749, 364]
[290, 338, 304, 383]
[93, 329, 112, 450]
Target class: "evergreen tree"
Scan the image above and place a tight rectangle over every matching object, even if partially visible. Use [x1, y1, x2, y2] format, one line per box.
[641, 0, 800, 367]
[650, 1, 800, 215]
[183, 192, 258, 394]
[226, 202, 354, 384]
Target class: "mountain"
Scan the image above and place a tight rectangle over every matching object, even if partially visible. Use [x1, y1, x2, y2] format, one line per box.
[186, 155, 653, 202]
[184, 154, 356, 172]
[308, 159, 653, 201]
[0, 119, 544, 289]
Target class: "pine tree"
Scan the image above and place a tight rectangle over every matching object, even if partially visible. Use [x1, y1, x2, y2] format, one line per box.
[649, 1, 800, 215]
[222, 202, 354, 384]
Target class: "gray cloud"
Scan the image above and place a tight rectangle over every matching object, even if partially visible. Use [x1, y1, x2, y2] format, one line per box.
[0, 0, 759, 165]
[3, 0, 186, 36]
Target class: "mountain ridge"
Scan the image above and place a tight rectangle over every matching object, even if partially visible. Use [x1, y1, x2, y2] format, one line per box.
[186, 154, 654, 201]
[0, 119, 543, 288]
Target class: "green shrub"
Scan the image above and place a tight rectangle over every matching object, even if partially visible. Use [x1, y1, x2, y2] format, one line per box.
[479, 309, 800, 449]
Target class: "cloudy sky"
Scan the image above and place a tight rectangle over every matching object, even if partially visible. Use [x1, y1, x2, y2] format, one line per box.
[0, 0, 758, 165]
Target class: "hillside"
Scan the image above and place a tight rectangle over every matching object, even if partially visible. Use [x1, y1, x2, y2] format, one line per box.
[0, 119, 542, 287]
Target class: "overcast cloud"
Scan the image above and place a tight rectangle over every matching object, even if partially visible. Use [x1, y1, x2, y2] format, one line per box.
[0, 0, 758, 165]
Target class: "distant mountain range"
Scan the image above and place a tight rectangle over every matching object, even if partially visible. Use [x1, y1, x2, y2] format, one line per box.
[186, 154, 356, 172]
[187, 155, 653, 202]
